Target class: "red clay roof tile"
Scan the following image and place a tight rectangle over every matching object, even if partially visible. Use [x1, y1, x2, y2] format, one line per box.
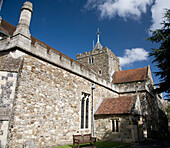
[112, 67, 148, 84]
[0, 20, 16, 36]
[95, 96, 134, 115]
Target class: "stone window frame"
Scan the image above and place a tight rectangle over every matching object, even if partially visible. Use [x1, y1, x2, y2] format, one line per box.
[80, 92, 90, 130]
[89, 58, 91, 64]
[111, 118, 120, 133]
[91, 57, 94, 64]
[88, 57, 94, 64]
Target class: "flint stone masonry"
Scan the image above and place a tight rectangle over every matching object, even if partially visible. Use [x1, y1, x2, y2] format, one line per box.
[0, 121, 9, 148]
[94, 91, 158, 143]
[10, 54, 117, 147]
[0, 71, 18, 119]
[94, 115, 133, 143]
[0, 52, 21, 148]
[0, 36, 121, 93]
[0, 71, 18, 148]
[24, 140, 35, 148]
[0, 31, 145, 94]
[0, 1, 167, 147]
[0, 32, 161, 147]
[0, 52, 24, 72]
[77, 47, 121, 81]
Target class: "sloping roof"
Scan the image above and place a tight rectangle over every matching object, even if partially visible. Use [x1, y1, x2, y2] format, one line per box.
[0, 20, 16, 36]
[95, 96, 134, 115]
[92, 42, 103, 52]
[112, 66, 148, 84]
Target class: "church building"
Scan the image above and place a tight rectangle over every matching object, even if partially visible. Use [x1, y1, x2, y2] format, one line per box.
[0, 1, 168, 148]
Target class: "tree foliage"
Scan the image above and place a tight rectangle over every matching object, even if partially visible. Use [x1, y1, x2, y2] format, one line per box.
[147, 9, 170, 96]
[166, 104, 170, 122]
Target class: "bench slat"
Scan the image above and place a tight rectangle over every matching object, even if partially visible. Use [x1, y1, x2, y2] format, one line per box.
[73, 134, 96, 148]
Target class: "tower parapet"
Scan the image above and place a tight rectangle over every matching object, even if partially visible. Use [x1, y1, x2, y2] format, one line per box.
[76, 29, 121, 82]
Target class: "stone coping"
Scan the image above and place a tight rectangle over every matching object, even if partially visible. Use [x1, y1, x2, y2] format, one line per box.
[0, 34, 147, 94]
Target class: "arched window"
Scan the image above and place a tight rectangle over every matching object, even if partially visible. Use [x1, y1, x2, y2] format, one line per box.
[81, 97, 85, 129]
[89, 57, 94, 64]
[85, 98, 89, 128]
[89, 58, 91, 64]
[112, 119, 120, 132]
[91, 57, 94, 63]
[81, 93, 90, 129]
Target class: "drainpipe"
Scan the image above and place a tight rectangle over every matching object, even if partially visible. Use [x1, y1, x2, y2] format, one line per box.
[91, 83, 95, 137]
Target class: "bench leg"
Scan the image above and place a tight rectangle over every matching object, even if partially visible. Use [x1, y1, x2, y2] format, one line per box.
[78, 143, 79, 148]
[73, 143, 75, 148]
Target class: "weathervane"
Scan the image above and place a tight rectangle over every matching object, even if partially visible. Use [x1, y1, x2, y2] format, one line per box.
[96, 28, 101, 43]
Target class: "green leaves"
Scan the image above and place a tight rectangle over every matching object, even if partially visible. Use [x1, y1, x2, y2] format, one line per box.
[147, 9, 170, 96]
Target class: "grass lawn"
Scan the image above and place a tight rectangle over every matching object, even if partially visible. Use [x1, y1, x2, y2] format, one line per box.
[54, 141, 130, 148]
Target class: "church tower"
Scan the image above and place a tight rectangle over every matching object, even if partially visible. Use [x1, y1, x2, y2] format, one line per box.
[76, 29, 121, 82]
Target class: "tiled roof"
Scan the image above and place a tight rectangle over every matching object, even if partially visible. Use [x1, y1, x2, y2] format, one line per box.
[0, 20, 16, 36]
[112, 67, 148, 84]
[95, 96, 134, 115]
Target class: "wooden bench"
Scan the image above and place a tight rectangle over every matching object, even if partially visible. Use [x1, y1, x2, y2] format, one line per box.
[73, 134, 96, 148]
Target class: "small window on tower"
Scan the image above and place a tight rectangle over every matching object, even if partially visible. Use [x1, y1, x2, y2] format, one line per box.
[91, 57, 94, 63]
[99, 70, 102, 75]
[89, 58, 91, 64]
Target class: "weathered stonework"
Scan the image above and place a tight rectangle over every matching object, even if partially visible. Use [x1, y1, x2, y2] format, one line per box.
[94, 115, 133, 143]
[0, 51, 24, 148]
[77, 47, 121, 82]
[0, 71, 18, 115]
[94, 91, 161, 143]
[9, 54, 117, 147]
[0, 71, 18, 147]
[0, 121, 9, 148]
[0, 1, 168, 147]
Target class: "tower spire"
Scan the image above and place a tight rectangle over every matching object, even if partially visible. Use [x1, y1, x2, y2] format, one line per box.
[92, 28, 103, 51]
[97, 28, 101, 43]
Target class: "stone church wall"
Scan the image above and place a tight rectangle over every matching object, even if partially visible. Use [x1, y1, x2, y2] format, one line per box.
[9, 54, 117, 147]
[0, 71, 18, 148]
[94, 115, 133, 143]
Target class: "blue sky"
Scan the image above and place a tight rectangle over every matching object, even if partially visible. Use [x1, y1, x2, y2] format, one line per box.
[1, 0, 170, 98]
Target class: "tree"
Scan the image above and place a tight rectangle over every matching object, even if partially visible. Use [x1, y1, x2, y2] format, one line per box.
[166, 104, 170, 123]
[147, 9, 170, 96]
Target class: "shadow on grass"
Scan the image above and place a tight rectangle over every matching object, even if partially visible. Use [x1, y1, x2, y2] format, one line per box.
[55, 141, 130, 148]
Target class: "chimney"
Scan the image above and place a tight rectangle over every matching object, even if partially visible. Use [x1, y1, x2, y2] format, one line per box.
[14, 1, 33, 39]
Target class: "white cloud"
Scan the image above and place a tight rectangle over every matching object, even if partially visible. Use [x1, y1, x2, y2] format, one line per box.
[118, 48, 149, 66]
[85, 0, 153, 20]
[84, 0, 170, 31]
[150, 0, 170, 31]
